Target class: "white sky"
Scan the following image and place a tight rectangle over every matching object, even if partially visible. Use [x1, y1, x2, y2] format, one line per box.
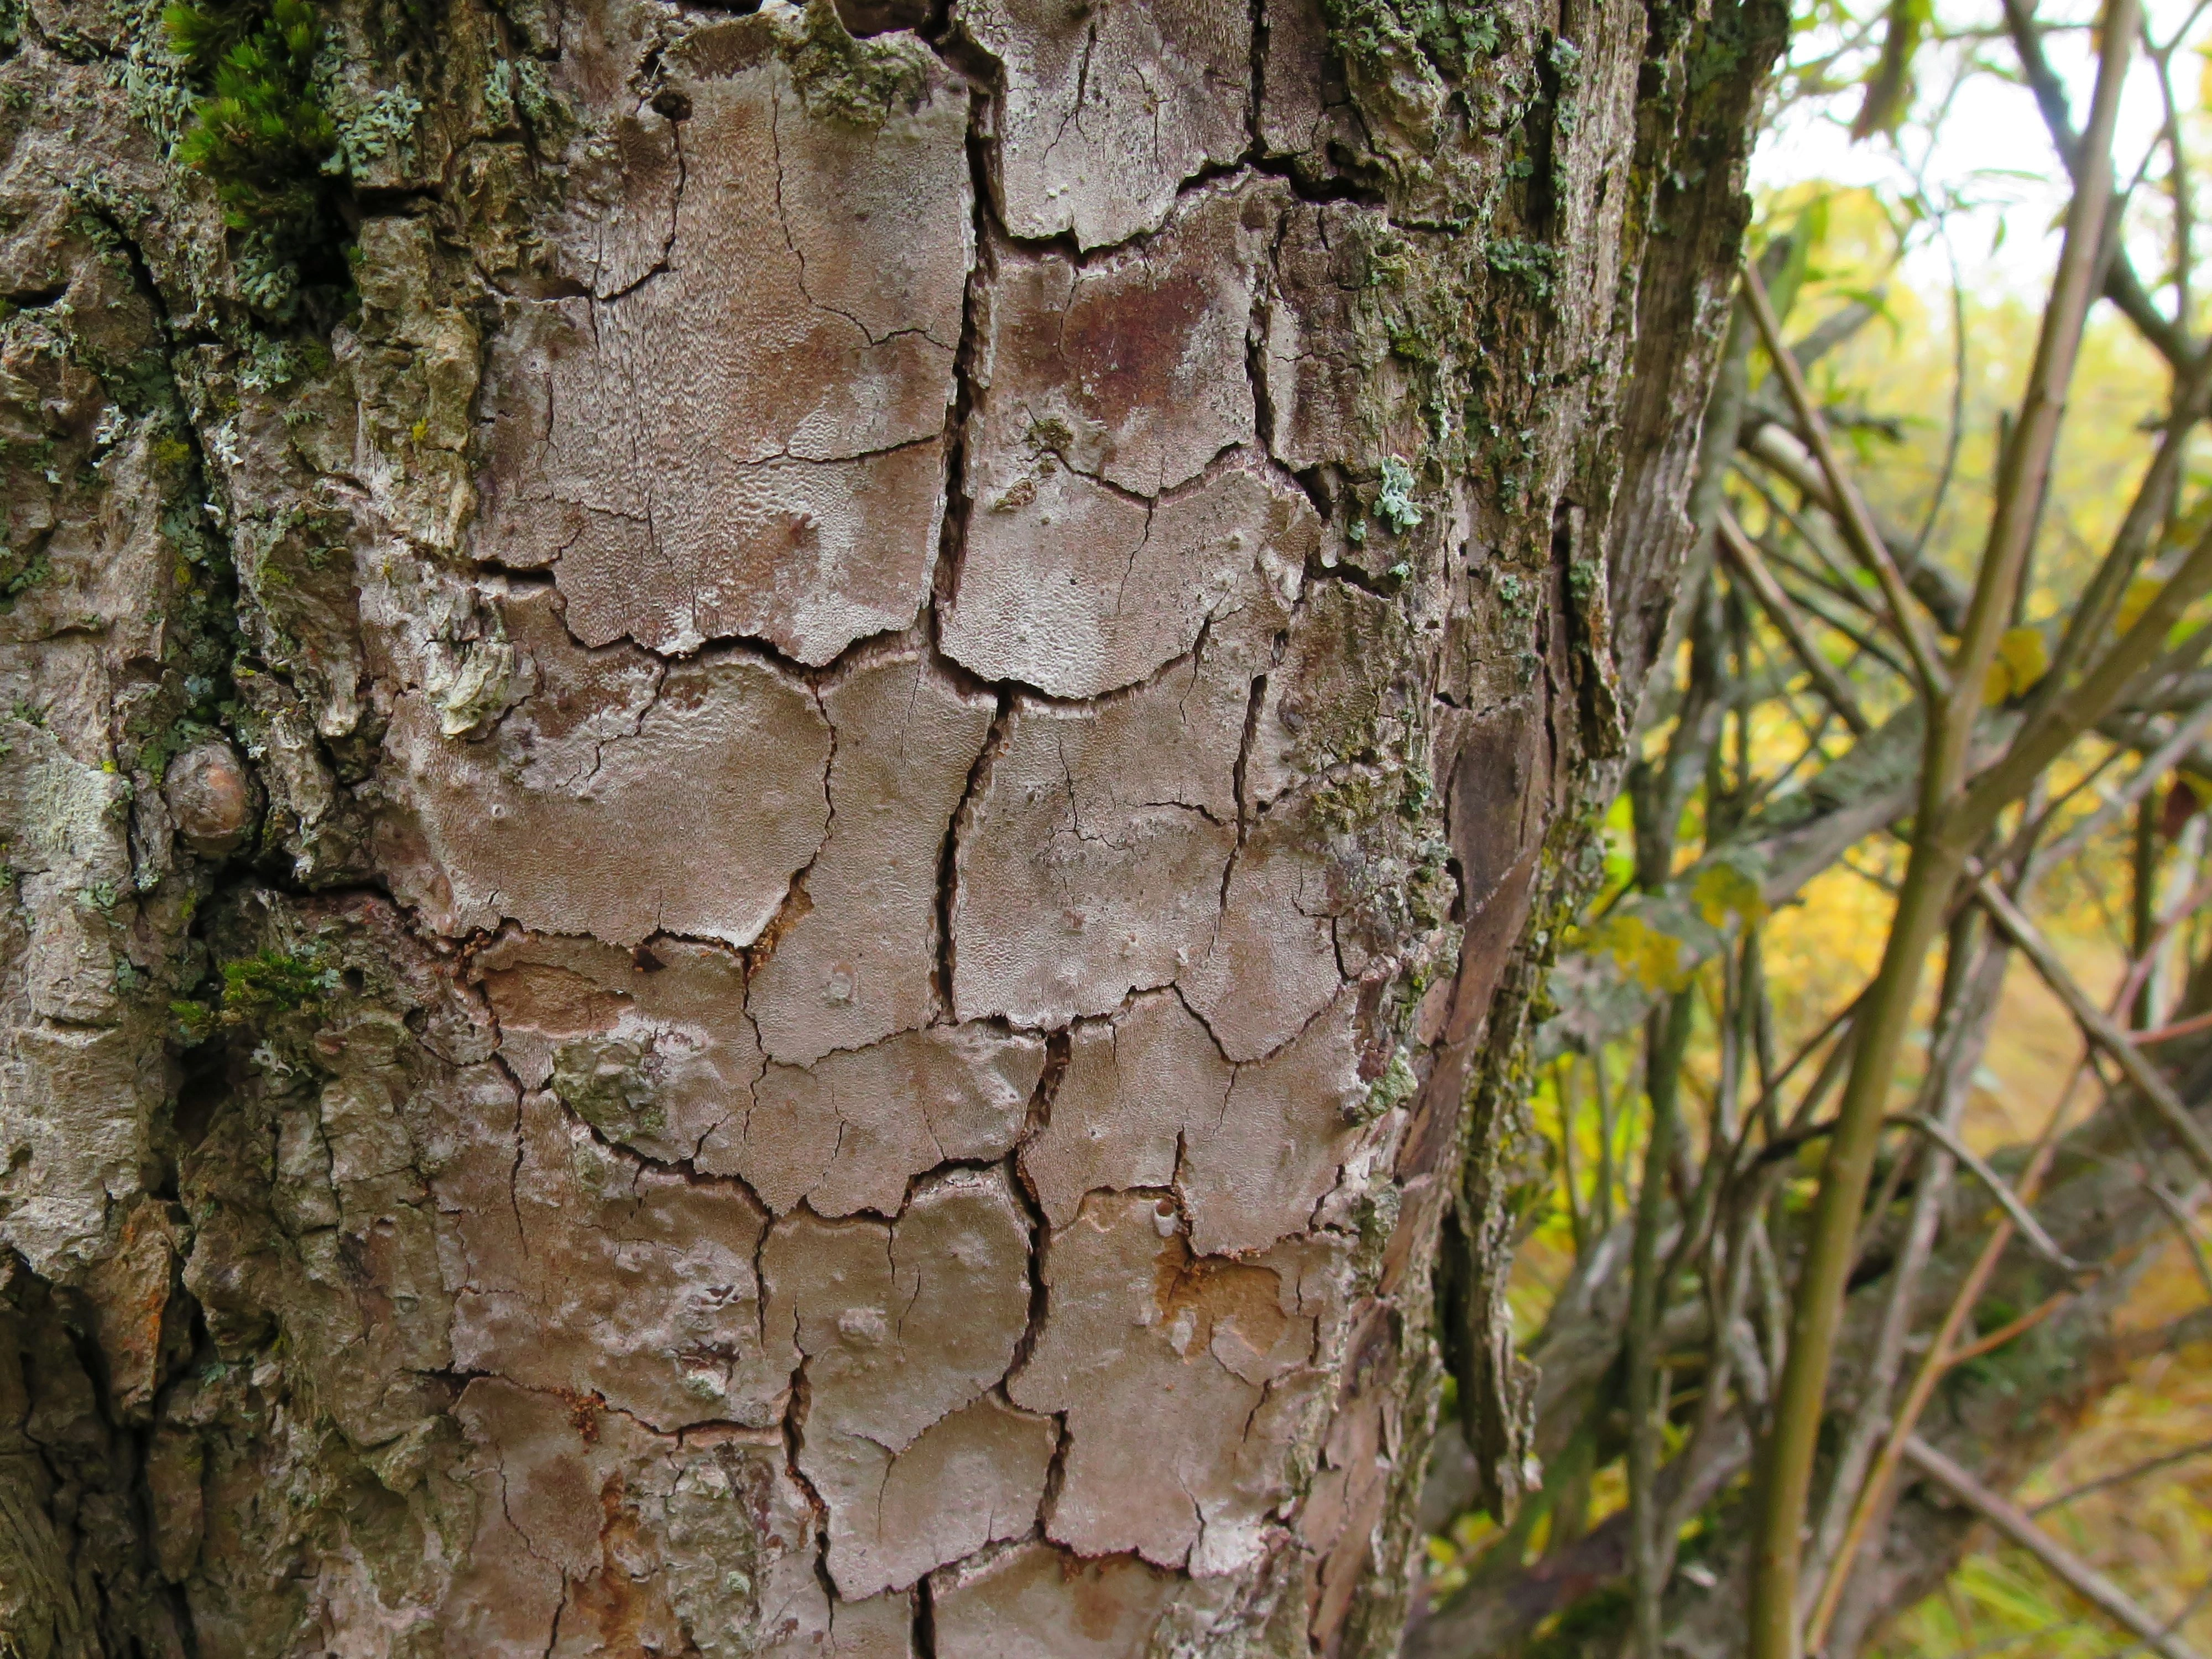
[1747, 0, 2208, 301]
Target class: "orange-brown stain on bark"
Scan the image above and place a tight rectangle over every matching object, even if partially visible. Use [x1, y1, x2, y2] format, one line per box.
[1151, 1227, 1290, 1359]
[567, 1469, 665, 1655]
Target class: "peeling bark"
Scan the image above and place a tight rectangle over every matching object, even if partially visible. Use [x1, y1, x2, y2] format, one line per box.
[0, 0, 1778, 1650]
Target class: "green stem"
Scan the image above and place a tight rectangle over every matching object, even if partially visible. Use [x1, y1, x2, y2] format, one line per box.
[2134, 794, 2161, 1028]
[1627, 990, 1697, 1658]
[1744, 829, 1963, 1659]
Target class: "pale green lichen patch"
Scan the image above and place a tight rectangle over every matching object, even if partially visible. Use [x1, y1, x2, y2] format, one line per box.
[1375, 455, 1423, 532]
[551, 1035, 670, 1146]
[782, 0, 932, 127]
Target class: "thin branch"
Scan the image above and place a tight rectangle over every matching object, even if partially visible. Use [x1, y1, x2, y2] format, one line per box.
[1741, 261, 1951, 699]
[1974, 878, 2212, 1185]
[1901, 1436, 2210, 1659]
[1719, 507, 1874, 735]
[2114, 872, 2212, 1027]
[2032, 702, 2212, 877]
[1627, 993, 1698, 1657]
[2138, 1007, 2212, 1045]
[1960, 517, 2212, 851]
[2000, 0, 2201, 372]
[2032, 352, 2212, 718]
[1942, 1286, 2071, 1365]
[1891, 1113, 2081, 1274]
[2032, 1436, 2212, 1515]
[2150, 1178, 2212, 1300]
[1911, 233, 1972, 565]
[1803, 919, 2008, 1608]
[1804, 1057, 2096, 1651]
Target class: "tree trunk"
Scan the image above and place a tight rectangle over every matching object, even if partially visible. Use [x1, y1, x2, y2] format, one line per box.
[0, 0, 1776, 1651]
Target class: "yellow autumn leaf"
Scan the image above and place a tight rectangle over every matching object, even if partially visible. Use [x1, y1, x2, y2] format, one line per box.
[2117, 573, 2165, 635]
[1982, 625, 2051, 706]
[1692, 862, 1769, 929]
[1583, 911, 1692, 993]
[1997, 625, 2048, 688]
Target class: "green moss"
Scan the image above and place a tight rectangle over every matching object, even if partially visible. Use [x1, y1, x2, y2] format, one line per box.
[220, 945, 338, 1019]
[171, 998, 219, 1044]
[1323, 0, 1504, 87]
[784, 0, 930, 127]
[166, 0, 341, 317]
[0, 540, 49, 612]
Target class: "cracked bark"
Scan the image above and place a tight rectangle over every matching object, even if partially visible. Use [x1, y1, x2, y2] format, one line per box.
[0, 0, 1778, 1652]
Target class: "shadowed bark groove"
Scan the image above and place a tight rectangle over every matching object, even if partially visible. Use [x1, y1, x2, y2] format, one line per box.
[0, 0, 1779, 1651]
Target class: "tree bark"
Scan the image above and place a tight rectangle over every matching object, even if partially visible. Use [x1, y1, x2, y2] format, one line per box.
[0, 0, 1777, 1652]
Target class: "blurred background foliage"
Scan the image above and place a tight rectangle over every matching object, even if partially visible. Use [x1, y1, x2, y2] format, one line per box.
[1415, 0, 2212, 1652]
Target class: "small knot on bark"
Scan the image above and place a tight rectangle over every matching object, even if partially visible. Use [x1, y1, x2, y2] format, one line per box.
[164, 740, 258, 858]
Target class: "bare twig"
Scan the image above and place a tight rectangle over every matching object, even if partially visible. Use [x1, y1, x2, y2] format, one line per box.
[2114, 872, 2212, 1025]
[1627, 993, 1698, 1656]
[1974, 878, 2212, 1184]
[2032, 1435, 2212, 1514]
[2125, 1170, 2212, 1301]
[1804, 1059, 2096, 1651]
[1901, 1436, 2210, 1659]
[1942, 1288, 2072, 1365]
[1718, 508, 1874, 735]
[1802, 920, 2007, 1610]
[1741, 262, 1950, 698]
[2000, 0, 2200, 372]
[1890, 1113, 2081, 1275]
[2138, 1008, 2212, 1046]
[2032, 702, 2212, 876]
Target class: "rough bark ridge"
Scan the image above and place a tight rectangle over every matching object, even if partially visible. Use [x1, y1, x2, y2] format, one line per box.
[0, 0, 1777, 1652]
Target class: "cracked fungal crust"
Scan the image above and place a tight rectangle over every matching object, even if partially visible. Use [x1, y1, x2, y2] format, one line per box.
[700, 1024, 1045, 1217]
[959, 0, 1253, 249]
[943, 181, 1305, 700]
[1008, 1191, 1330, 1574]
[1022, 990, 1363, 1257]
[387, 587, 834, 947]
[472, 10, 971, 662]
[762, 1168, 1046, 1595]
[392, 1, 1414, 1630]
[444, 1082, 786, 1431]
[445, 1378, 917, 1656]
[747, 648, 997, 1066]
